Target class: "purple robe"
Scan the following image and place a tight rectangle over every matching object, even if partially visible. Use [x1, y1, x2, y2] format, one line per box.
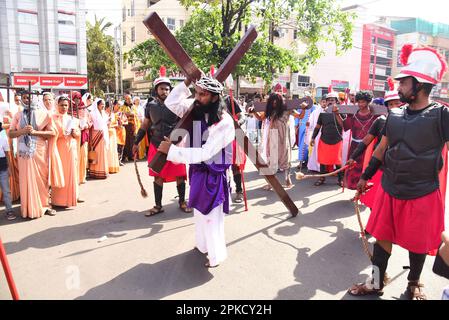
[188, 118, 232, 215]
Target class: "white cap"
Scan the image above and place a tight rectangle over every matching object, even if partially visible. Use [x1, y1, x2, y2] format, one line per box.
[384, 90, 400, 103]
[153, 77, 171, 87]
[395, 44, 448, 84]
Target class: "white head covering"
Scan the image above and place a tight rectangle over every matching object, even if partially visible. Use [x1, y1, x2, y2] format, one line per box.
[40, 92, 55, 113]
[82, 93, 92, 106]
[91, 98, 109, 148]
[133, 96, 141, 105]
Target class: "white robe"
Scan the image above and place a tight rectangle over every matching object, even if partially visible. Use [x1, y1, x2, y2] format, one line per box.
[306, 107, 323, 172]
[165, 81, 235, 266]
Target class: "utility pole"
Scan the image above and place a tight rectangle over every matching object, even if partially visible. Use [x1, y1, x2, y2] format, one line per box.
[114, 26, 120, 98]
[119, 23, 124, 97]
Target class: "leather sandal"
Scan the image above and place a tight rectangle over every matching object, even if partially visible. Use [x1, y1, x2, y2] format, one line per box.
[145, 206, 164, 217]
[204, 260, 219, 268]
[407, 281, 427, 300]
[348, 283, 384, 296]
[179, 201, 193, 213]
[234, 192, 244, 203]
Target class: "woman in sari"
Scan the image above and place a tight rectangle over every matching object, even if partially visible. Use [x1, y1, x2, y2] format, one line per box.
[51, 96, 80, 207]
[105, 102, 120, 174]
[9, 92, 64, 218]
[113, 100, 127, 166]
[88, 99, 109, 179]
[134, 96, 148, 160]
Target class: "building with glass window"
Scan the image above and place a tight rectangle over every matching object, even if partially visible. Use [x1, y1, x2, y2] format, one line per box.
[0, 0, 88, 96]
[119, 0, 191, 94]
[386, 17, 449, 101]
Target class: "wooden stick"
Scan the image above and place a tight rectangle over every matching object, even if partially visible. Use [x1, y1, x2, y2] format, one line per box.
[134, 159, 148, 198]
[353, 193, 373, 260]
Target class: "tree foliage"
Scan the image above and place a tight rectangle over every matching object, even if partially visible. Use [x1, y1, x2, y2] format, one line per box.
[87, 16, 116, 97]
[126, 0, 355, 88]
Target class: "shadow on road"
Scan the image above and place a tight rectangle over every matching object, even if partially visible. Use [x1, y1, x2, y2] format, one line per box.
[4, 202, 192, 255]
[76, 249, 213, 300]
[256, 199, 375, 300]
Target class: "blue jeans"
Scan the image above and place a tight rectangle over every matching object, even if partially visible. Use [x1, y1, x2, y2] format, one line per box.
[0, 169, 13, 211]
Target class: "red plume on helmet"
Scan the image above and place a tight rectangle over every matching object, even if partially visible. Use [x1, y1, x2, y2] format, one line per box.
[328, 85, 333, 93]
[159, 65, 166, 77]
[400, 44, 414, 66]
[415, 46, 448, 81]
[210, 65, 215, 77]
[387, 77, 395, 91]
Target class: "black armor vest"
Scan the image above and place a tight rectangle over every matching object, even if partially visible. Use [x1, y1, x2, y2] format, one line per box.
[382, 103, 445, 199]
[145, 99, 180, 147]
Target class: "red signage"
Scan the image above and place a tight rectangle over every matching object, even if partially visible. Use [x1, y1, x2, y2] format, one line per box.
[14, 75, 39, 86]
[40, 76, 64, 86]
[331, 80, 349, 88]
[12, 74, 88, 89]
[64, 77, 88, 87]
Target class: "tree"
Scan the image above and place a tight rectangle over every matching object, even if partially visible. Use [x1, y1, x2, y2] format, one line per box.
[126, 0, 354, 90]
[87, 16, 116, 97]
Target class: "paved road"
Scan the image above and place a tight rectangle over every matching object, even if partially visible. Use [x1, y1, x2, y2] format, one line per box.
[0, 158, 447, 300]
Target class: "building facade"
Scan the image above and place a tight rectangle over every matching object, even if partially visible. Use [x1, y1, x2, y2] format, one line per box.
[387, 17, 449, 100]
[119, 0, 191, 94]
[0, 0, 88, 95]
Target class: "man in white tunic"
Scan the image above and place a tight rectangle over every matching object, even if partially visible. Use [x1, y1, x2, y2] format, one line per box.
[307, 98, 326, 172]
[158, 76, 235, 268]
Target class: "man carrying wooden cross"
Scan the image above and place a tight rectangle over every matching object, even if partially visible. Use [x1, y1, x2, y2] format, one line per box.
[157, 75, 235, 268]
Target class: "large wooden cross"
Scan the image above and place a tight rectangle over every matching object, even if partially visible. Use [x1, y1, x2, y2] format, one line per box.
[252, 96, 314, 112]
[324, 104, 388, 115]
[143, 13, 298, 217]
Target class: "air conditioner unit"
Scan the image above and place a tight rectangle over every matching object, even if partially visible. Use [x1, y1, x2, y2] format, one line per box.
[61, 68, 77, 73]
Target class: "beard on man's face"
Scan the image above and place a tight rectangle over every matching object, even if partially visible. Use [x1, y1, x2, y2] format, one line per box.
[398, 91, 414, 104]
[194, 99, 210, 111]
[157, 93, 167, 101]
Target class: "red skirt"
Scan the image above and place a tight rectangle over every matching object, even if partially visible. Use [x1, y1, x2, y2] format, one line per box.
[360, 169, 383, 209]
[317, 140, 342, 166]
[366, 187, 445, 254]
[148, 143, 187, 183]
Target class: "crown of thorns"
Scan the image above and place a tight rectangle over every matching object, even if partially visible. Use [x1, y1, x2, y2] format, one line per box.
[195, 77, 224, 94]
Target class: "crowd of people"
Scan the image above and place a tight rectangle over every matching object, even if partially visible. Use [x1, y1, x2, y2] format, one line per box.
[1, 43, 449, 299]
[0, 89, 149, 221]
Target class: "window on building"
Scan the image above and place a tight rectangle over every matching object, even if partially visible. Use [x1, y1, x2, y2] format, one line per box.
[123, 32, 126, 46]
[293, 30, 298, 40]
[18, 11, 38, 25]
[128, 9, 131, 16]
[297, 75, 310, 85]
[122, 6, 126, 21]
[167, 18, 175, 31]
[20, 42, 39, 56]
[59, 43, 77, 56]
[20, 42, 40, 71]
[377, 38, 392, 47]
[179, 20, 184, 28]
[131, 0, 135, 16]
[131, 27, 135, 42]
[58, 13, 75, 26]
